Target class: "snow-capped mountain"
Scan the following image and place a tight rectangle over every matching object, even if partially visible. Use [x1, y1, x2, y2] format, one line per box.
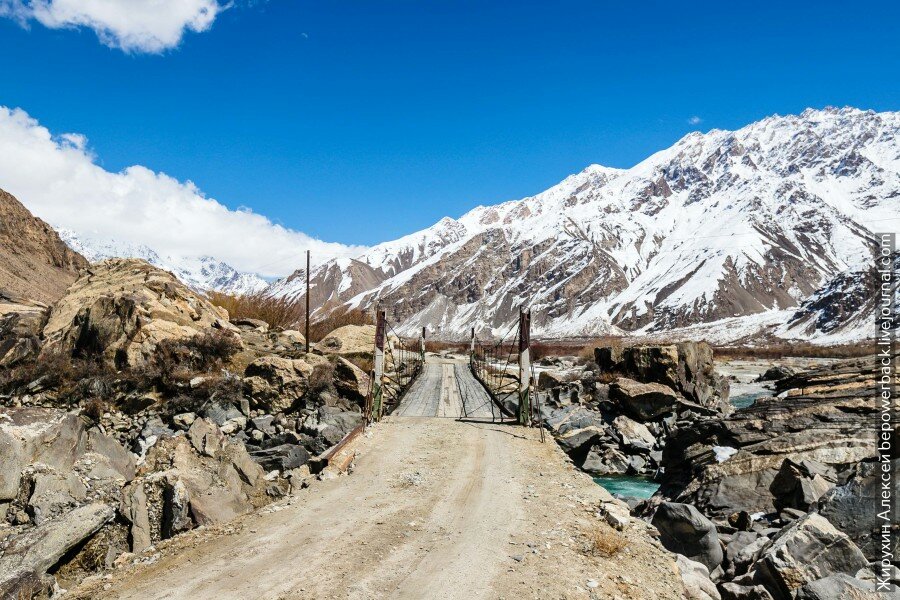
[58, 230, 268, 296]
[271, 107, 899, 343]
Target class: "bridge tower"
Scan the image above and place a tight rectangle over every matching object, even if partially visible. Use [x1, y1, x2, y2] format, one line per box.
[372, 308, 386, 422]
[517, 308, 532, 426]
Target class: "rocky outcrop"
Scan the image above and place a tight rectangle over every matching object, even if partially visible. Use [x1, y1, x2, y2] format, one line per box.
[658, 357, 881, 516]
[41, 258, 231, 368]
[0, 188, 88, 305]
[0, 303, 48, 367]
[243, 355, 323, 413]
[596, 342, 730, 414]
[610, 378, 680, 421]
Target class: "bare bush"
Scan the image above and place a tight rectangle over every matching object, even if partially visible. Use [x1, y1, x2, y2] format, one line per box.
[208, 290, 305, 330]
[584, 523, 627, 558]
[308, 361, 335, 394]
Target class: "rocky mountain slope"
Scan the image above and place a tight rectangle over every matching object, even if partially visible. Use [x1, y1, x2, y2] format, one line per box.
[272, 107, 899, 342]
[0, 189, 88, 304]
[58, 230, 268, 296]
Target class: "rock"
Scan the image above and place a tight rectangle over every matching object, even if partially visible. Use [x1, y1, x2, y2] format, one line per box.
[794, 574, 877, 599]
[610, 378, 681, 421]
[612, 415, 656, 451]
[41, 258, 228, 368]
[22, 467, 87, 526]
[818, 458, 899, 562]
[249, 444, 310, 471]
[0, 503, 114, 598]
[332, 357, 371, 405]
[244, 355, 320, 413]
[314, 324, 376, 359]
[250, 415, 276, 435]
[202, 401, 244, 427]
[232, 317, 269, 331]
[538, 370, 567, 390]
[652, 502, 724, 571]
[173, 412, 197, 429]
[0, 407, 133, 503]
[718, 583, 774, 600]
[317, 407, 363, 446]
[595, 342, 730, 412]
[188, 418, 226, 457]
[582, 446, 630, 476]
[756, 513, 869, 599]
[769, 458, 836, 512]
[658, 357, 882, 516]
[676, 554, 722, 600]
[755, 366, 796, 382]
[0, 303, 48, 367]
[120, 483, 152, 553]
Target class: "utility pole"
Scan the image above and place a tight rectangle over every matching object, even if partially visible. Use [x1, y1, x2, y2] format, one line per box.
[517, 307, 532, 426]
[305, 250, 310, 353]
[372, 308, 386, 422]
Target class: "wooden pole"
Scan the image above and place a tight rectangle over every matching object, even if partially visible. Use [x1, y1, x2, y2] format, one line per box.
[470, 327, 475, 366]
[517, 307, 531, 426]
[372, 308, 386, 421]
[305, 250, 311, 353]
[420, 326, 426, 361]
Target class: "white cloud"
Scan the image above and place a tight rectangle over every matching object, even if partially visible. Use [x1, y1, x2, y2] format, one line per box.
[0, 106, 366, 277]
[688, 116, 703, 125]
[0, 0, 223, 53]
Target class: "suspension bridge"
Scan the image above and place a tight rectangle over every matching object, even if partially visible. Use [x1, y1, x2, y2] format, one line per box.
[364, 307, 542, 432]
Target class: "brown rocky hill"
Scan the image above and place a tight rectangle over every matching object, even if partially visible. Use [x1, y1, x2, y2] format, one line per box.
[0, 188, 88, 304]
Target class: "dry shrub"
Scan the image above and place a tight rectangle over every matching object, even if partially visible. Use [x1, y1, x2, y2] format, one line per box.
[346, 355, 374, 374]
[208, 290, 305, 330]
[424, 340, 468, 354]
[82, 398, 108, 422]
[585, 523, 627, 558]
[308, 361, 335, 393]
[713, 342, 870, 360]
[0, 350, 113, 398]
[146, 330, 241, 389]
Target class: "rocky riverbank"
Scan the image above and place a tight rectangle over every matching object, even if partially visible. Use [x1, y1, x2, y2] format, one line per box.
[0, 259, 387, 598]
[538, 344, 897, 599]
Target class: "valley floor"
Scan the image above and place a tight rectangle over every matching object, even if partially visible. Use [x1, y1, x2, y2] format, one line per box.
[66, 414, 682, 599]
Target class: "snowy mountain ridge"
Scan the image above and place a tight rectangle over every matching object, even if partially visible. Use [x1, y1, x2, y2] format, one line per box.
[58, 230, 269, 296]
[271, 106, 900, 343]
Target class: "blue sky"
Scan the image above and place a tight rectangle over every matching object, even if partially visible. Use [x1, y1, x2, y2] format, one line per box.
[1, 0, 899, 250]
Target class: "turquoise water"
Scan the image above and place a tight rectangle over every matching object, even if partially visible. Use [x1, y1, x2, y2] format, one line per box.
[731, 390, 768, 409]
[593, 476, 660, 499]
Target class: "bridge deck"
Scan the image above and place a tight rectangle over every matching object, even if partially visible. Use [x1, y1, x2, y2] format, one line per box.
[394, 358, 496, 419]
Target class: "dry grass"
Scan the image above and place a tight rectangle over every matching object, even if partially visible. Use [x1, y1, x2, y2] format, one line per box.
[584, 523, 627, 558]
[712, 342, 871, 360]
[208, 292, 375, 344]
[208, 291, 305, 330]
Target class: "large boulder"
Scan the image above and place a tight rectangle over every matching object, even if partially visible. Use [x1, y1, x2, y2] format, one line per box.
[610, 378, 681, 421]
[652, 502, 724, 571]
[0, 302, 48, 367]
[581, 446, 630, 476]
[793, 574, 877, 599]
[818, 458, 899, 562]
[332, 356, 371, 405]
[244, 355, 322, 413]
[596, 342, 729, 412]
[612, 415, 656, 451]
[41, 259, 230, 368]
[0, 408, 134, 503]
[756, 513, 869, 599]
[314, 324, 376, 359]
[676, 554, 722, 600]
[769, 458, 836, 512]
[0, 503, 114, 598]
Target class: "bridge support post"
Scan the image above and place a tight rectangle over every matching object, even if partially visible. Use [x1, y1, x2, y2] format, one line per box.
[517, 308, 531, 426]
[372, 309, 386, 422]
[470, 327, 475, 367]
[420, 326, 426, 363]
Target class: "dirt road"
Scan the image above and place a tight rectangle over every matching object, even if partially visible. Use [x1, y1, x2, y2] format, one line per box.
[68, 369, 683, 600]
